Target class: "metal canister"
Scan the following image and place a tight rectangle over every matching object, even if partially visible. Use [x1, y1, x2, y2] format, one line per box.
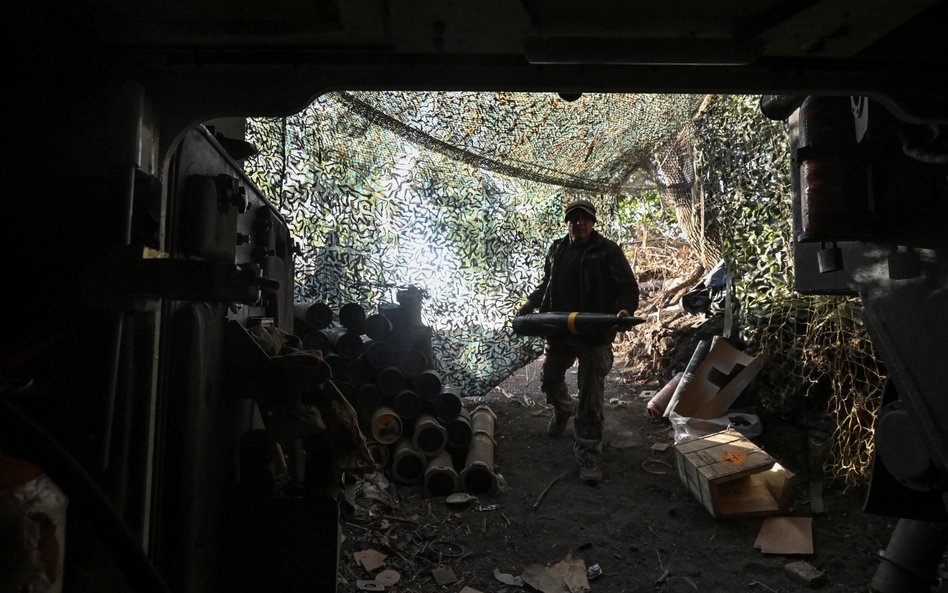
[370, 406, 403, 445]
[355, 383, 381, 413]
[393, 389, 423, 421]
[391, 439, 426, 485]
[363, 313, 392, 341]
[301, 329, 330, 352]
[412, 414, 448, 456]
[434, 386, 463, 421]
[398, 349, 428, 378]
[325, 327, 363, 359]
[339, 302, 366, 331]
[413, 369, 443, 401]
[424, 450, 459, 497]
[294, 301, 333, 331]
[445, 407, 472, 449]
[377, 366, 407, 398]
[364, 339, 394, 370]
[797, 95, 869, 242]
[647, 372, 682, 419]
[345, 356, 374, 387]
[460, 405, 498, 494]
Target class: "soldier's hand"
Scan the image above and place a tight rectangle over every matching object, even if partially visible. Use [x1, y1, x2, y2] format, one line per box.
[615, 308, 630, 335]
[517, 302, 534, 317]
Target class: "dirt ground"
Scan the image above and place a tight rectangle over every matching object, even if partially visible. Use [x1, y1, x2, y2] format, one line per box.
[335, 349, 903, 593]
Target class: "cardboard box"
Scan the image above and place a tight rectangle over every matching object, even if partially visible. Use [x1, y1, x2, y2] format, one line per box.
[665, 337, 765, 420]
[674, 428, 795, 518]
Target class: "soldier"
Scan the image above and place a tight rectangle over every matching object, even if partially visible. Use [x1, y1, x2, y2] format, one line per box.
[518, 199, 639, 484]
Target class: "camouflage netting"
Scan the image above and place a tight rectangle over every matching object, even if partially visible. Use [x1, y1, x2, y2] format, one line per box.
[243, 91, 882, 485]
[244, 92, 701, 399]
[686, 96, 884, 486]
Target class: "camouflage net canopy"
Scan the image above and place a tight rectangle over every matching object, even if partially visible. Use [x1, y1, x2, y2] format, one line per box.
[687, 96, 884, 487]
[244, 92, 885, 486]
[244, 92, 703, 398]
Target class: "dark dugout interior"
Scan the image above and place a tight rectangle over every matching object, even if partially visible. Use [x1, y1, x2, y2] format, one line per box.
[4, 1, 948, 592]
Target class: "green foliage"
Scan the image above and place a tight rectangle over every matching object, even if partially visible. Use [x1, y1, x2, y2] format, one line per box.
[692, 95, 794, 318]
[245, 90, 881, 485]
[616, 190, 681, 240]
[243, 92, 709, 399]
[691, 95, 882, 487]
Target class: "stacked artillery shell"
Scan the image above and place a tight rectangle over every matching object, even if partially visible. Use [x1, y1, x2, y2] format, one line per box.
[391, 439, 426, 485]
[363, 313, 392, 340]
[399, 351, 427, 378]
[293, 296, 493, 497]
[444, 407, 473, 470]
[424, 450, 459, 497]
[364, 340, 394, 370]
[339, 302, 367, 331]
[412, 414, 448, 456]
[346, 356, 374, 387]
[370, 406, 402, 445]
[294, 301, 334, 333]
[393, 389, 423, 420]
[325, 326, 363, 359]
[377, 366, 407, 398]
[460, 405, 498, 494]
[414, 369, 443, 400]
[434, 386, 463, 422]
[301, 329, 330, 351]
[445, 407, 473, 449]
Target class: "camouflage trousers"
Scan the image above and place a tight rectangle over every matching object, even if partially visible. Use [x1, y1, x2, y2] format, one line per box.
[540, 337, 614, 464]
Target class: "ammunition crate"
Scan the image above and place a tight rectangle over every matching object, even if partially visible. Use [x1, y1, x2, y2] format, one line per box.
[674, 428, 795, 519]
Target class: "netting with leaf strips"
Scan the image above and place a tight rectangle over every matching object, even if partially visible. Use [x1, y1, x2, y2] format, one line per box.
[242, 90, 883, 485]
[243, 92, 701, 399]
[687, 95, 884, 487]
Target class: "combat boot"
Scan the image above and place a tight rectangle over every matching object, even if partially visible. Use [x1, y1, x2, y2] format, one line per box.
[546, 411, 570, 437]
[579, 460, 602, 485]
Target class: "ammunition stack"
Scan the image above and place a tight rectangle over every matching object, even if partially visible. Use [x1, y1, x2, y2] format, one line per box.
[294, 288, 497, 496]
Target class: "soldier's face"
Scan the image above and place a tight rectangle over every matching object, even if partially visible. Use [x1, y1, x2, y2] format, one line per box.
[567, 212, 594, 244]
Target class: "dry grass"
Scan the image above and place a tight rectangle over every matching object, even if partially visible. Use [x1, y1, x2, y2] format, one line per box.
[617, 231, 882, 487]
[617, 231, 712, 386]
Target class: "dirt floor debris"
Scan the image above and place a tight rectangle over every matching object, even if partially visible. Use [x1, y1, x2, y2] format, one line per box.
[754, 517, 814, 555]
[784, 560, 828, 587]
[493, 568, 523, 586]
[521, 562, 570, 593]
[550, 551, 590, 593]
[532, 468, 573, 510]
[444, 492, 477, 508]
[373, 569, 400, 587]
[586, 563, 603, 580]
[430, 566, 458, 585]
[353, 549, 387, 572]
[334, 338, 896, 593]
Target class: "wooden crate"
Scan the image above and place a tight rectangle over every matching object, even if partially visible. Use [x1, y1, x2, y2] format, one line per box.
[674, 428, 795, 518]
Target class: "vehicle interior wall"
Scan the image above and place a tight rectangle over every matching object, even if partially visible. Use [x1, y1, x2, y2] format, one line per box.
[4, 3, 948, 591]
